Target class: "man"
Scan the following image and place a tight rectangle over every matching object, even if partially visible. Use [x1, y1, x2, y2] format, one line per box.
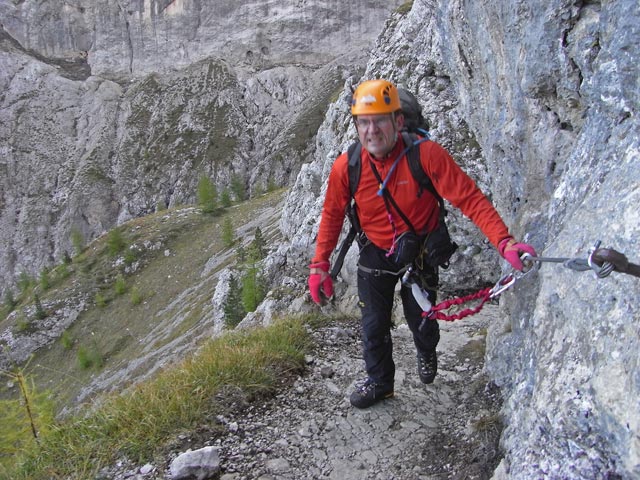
[308, 79, 536, 409]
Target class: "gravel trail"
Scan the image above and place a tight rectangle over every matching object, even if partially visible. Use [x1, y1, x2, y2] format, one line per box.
[211, 304, 503, 480]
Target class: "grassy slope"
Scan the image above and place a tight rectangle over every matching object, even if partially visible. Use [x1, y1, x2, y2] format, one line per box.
[1, 189, 286, 412]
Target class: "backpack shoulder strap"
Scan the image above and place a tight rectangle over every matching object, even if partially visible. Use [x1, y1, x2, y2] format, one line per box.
[401, 131, 442, 202]
[330, 143, 361, 279]
[347, 141, 362, 198]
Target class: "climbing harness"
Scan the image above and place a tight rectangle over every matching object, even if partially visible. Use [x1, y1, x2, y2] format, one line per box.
[410, 240, 639, 328]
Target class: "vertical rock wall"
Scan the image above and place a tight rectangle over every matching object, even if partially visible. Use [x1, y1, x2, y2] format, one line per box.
[282, 0, 639, 477]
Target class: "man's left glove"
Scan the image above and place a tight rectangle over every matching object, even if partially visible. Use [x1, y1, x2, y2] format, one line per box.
[498, 237, 537, 271]
[308, 261, 334, 304]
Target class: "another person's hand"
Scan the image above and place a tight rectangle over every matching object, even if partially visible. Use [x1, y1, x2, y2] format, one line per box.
[498, 237, 537, 271]
[308, 261, 334, 304]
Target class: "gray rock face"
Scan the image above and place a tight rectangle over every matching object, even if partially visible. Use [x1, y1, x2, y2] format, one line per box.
[0, 0, 401, 78]
[0, 0, 405, 292]
[280, 0, 639, 478]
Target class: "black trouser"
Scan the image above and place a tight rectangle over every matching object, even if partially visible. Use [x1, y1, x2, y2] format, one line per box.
[357, 242, 439, 387]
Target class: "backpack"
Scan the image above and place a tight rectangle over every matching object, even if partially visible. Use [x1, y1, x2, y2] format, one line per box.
[329, 89, 458, 279]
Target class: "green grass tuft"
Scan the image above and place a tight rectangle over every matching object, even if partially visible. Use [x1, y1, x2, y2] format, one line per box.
[4, 317, 309, 479]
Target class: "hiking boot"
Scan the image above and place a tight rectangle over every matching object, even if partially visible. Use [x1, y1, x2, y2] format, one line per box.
[417, 350, 437, 384]
[349, 378, 394, 409]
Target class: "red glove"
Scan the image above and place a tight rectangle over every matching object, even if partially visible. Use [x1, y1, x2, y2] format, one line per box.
[498, 237, 537, 271]
[308, 261, 334, 304]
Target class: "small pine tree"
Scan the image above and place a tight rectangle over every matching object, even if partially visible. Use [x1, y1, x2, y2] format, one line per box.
[77, 340, 104, 370]
[70, 227, 84, 256]
[95, 292, 107, 307]
[267, 177, 278, 192]
[77, 345, 91, 369]
[124, 248, 137, 265]
[222, 217, 235, 247]
[223, 274, 246, 328]
[4, 289, 16, 312]
[34, 294, 47, 320]
[241, 265, 266, 313]
[107, 228, 126, 256]
[249, 227, 266, 261]
[17, 272, 32, 294]
[89, 340, 104, 369]
[39, 268, 50, 291]
[60, 330, 74, 350]
[197, 176, 218, 213]
[0, 369, 55, 459]
[57, 263, 71, 280]
[220, 188, 232, 207]
[235, 245, 247, 264]
[62, 251, 73, 265]
[230, 174, 246, 202]
[130, 287, 143, 305]
[156, 199, 167, 212]
[114, 274, 127, 295]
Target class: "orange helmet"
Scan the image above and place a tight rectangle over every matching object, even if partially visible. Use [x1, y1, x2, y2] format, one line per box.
[351, 79, 401, 116]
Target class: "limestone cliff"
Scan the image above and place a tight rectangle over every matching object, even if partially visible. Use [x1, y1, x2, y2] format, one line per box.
[278, 0, 639, 478]
[0, 0, 406, 292]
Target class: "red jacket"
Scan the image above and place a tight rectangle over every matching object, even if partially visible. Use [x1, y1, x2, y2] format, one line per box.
[312, 134, 511, 263]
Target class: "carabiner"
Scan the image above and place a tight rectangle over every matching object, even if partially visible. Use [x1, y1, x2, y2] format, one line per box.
[489, 273, 516, 298]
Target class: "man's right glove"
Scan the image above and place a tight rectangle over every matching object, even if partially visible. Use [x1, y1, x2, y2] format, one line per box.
[498, 237, 537, 271]
[308, 261, 334, 304]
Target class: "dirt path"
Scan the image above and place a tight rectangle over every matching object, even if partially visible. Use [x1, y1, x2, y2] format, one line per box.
[207, 304, 503, 480]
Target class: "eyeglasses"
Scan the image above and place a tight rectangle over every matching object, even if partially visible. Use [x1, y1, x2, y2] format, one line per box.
[355, 116, 393, 130]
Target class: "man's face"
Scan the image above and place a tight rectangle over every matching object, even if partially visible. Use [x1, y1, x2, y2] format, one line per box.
[355, 113, 403, 159]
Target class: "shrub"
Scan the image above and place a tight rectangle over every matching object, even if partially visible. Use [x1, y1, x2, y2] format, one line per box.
[39, 269, 50, 291]
[15, 316, 31, 333]
[3, 289, 16, 313]
[70, 228, 84, 256]
[107, 229, 126, 256]
[223, 274, 245, 328]
[266, 178, 278, 192]
[60, 331, 74, 350]
[17, 272, 33, 294]
[397, 1, 413, 15]
[77, 341, 103, 370]
[197, 176, 218, 213]
[123, 248, 137, 266]
[95, 292, 107, 308]
[220, 189, 232, 207]
[130, 287, 143, 305]
[0, 369, 55, 471]
[241, 265, 266, 313]
[114, 275, 127, 295]
[76, 346, 91, 369]
[62, 251, 73, 265]
[34, 294, 47, 320]
[56, 263, 71, 280]
[230, 174, 246, 202]
[222, 217, 235, 247]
